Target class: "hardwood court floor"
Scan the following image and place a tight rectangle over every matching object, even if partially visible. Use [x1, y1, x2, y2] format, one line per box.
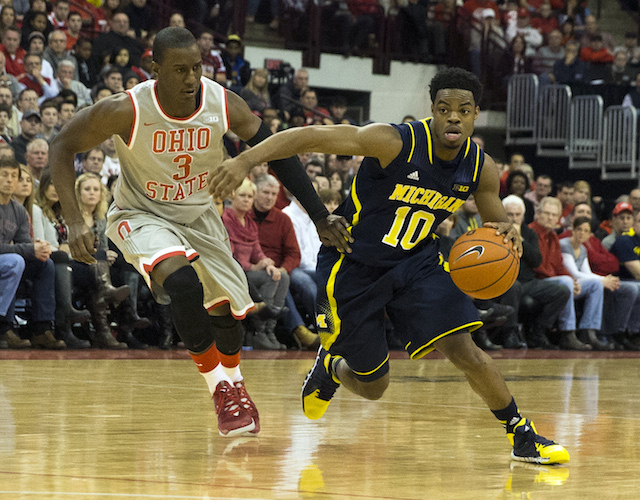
[1, 351, 639, 499]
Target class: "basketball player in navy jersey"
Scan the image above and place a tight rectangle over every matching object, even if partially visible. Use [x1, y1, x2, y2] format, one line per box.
[210, 68, 569, 464]
[50, 27, 351, 438]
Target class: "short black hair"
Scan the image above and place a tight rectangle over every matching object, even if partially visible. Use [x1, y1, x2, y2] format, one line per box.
[59, 88, 78, 107]
[429, 67, 483, 106]
[0, 102, 12, 118]
[305, 159, 324, 172]
[153, 27, 197, 64]
[571, 202, 591, 214]
[0, 157, 20, 172]
[572, 216, 592, 229]
[330, 96, 347, 108]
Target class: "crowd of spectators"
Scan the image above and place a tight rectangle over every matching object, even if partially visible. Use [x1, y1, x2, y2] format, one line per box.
[455, 0, 640, 104]
[1, 0, 640, 354]
[459, 143, 640, 351]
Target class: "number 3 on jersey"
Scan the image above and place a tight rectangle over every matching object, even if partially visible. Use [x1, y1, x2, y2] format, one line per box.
[382, 206, 435, 250]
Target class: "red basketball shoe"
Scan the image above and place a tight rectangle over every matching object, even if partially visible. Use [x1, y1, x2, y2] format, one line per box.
[213, 381, 255, 437]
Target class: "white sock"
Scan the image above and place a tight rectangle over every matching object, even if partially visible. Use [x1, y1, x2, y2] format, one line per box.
[200, 363, 232, 395]
[221, 365, 243, 383]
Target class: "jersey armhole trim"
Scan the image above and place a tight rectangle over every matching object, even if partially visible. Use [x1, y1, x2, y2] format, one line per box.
[222, 89, 230, 131]
[125, 90, 138, 149]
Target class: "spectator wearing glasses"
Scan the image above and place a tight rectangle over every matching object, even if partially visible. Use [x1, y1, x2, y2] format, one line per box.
[54, 60, 92, 109]
[26, 32, 54, 83]
[18, 53, 57, 105]
[43, 30, 77, 80]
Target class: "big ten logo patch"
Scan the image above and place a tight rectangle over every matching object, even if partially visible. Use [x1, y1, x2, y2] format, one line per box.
[117, 220, 132, 240]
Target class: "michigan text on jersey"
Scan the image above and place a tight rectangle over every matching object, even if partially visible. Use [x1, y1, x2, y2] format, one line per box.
[388, 183, 466, 213]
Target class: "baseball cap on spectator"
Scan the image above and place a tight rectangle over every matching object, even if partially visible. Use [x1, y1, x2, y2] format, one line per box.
[227, 34, 242, 44]
[22, 110, 41, 121]
[517, 7, 529, 18]
[482, 8, 495, 18]
[612, 202, 634, 216]
[28, 32, 46, 44]
[141, 49, 153, 59]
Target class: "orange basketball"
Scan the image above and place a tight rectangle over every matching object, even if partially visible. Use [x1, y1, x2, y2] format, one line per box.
[448, 227, 520, 300]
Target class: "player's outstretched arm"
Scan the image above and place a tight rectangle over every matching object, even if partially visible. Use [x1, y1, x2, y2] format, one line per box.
[50, 94, 134, 264]
[474, 154, 523, 257]
[215, 91, 360, 253]
[210, 95, 401, 202]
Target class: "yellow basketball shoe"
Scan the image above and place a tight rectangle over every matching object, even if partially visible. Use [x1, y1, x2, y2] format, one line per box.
[508, 418, 570, 465]
[301, 346, 341, 420]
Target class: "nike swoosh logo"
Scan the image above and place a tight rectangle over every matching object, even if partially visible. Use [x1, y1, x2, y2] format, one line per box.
[144, 122, 157, 126]
[453, 245, 485, 263]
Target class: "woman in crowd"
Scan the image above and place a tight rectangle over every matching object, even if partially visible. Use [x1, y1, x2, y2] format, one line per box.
[504, 171, 535, 224]
[20, 2, 52, 47]
[560, 216, 620, 350]
[222, 178, 290, 350]
[71, 173, 130, 348]
[327, 169, 347, 202]
[240, 68, 272, 116]
[15, 168, 91, 348]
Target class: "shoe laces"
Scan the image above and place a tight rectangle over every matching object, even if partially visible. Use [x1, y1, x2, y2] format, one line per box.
[234, 381, 256, 414]
[216, 383, 242, 416]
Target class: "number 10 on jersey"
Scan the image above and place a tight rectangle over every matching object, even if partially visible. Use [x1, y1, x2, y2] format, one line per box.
[382, 206, 436, 250]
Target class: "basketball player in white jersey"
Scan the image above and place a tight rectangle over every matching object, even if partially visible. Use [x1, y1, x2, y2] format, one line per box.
[50, 27, 352, 437]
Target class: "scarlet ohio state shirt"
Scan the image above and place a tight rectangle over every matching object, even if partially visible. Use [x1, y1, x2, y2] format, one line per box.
[113, 78, 229, 224]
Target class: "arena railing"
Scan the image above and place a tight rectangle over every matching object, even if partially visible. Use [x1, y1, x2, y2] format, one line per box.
[506, 74, 539, 146]
[536, 84, 572, 157]
[569, 95, 604, 170]
[602, 105, 638, 180]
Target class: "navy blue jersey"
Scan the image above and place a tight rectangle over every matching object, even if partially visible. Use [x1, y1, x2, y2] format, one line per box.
[334, 119, 485, 266]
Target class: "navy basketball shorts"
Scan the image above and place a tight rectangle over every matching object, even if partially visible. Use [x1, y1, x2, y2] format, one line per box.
[315, 248, 482, 382]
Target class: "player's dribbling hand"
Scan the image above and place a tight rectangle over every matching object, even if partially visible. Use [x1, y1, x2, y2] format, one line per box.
[483, 221, 523, 258]
[208, 157, 251, 201]
[316, 215, 354, 254]
[68, 222, 97, 264]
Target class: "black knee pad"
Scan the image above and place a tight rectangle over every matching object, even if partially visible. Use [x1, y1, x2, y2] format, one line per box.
[210, 314, 244, 355]
[163, 266, 214, 353]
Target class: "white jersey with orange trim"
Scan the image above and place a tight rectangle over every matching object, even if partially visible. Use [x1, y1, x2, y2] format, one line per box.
[113, 78, 228, 225]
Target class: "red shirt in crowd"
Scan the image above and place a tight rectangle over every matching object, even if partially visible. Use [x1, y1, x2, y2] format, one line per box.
[530, 16, 559, 36]
[250, 206, 301, 274]
[348, 0, 380, 16]
[222, 208, 267, 271]
[462, 0, 499, 18]
[0, 44, 26, 77]
[580, 47, 614, 64]
[529, 220, 571, 278]
[18, 74, 51, 97]
[527, 0, 563, 9]
[558, 230, 620, 276]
